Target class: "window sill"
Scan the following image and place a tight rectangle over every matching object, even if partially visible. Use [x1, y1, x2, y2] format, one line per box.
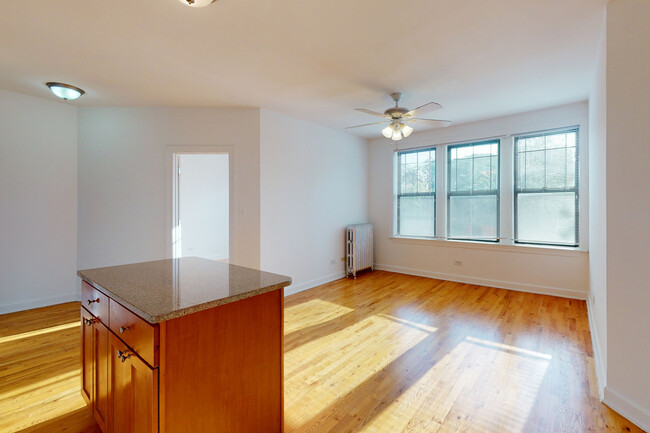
[389, 236, 587, 257]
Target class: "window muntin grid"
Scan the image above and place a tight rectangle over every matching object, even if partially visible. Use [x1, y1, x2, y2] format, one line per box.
[447, 140, 500, 242]
[396, 148, 436, 237]
[514, 128, 579, 246]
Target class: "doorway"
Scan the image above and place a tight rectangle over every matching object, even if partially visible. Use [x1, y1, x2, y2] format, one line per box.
[172, 152, 230, 261]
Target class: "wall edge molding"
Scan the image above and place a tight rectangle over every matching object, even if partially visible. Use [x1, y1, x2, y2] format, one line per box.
[284, 271, 346, 296]
[586, 296, 607, 400]
[0, 292, 81, 315]
[603, 386, 650, 432]
[373, 264, 587, 300]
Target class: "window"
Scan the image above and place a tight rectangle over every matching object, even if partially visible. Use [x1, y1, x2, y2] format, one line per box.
[396, 148, 436, 237]
[514, 128, 578, 246]
[447, 141, 499, 241]
[393, 125, 582, 248]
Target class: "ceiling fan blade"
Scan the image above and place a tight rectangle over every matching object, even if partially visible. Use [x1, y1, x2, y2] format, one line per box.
[345, 121, 390, 129]
[408, 118, 452, 127]
[355, 108, 391, 119]
[403, 102, 443, 118]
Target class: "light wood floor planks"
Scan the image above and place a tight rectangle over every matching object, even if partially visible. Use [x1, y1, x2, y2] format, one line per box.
[283, 271, 642, 433]
[0, 303, 100, 433]
[0, 271, 643, 432]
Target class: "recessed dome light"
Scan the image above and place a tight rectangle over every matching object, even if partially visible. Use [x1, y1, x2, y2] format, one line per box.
[178, 0, 216, 7]
[46, 82, 85, 100]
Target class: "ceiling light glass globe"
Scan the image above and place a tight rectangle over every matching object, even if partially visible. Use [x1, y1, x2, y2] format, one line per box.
[46, 82, 85, 100]
[382, 125, 393, 138]
[400, 123, 414, 137]
[391, 125, 403, 141]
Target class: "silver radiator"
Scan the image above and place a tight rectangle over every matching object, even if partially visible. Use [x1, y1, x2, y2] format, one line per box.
[346, 223, 374, 279]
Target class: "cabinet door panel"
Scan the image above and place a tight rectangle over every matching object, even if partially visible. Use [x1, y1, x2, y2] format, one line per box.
[94, 320, 109, 432]
[80, 307, 94, 405]
[109, 333, 158, 433]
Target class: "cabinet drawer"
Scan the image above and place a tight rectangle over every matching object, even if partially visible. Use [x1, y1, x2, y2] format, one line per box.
[109, 299, 159, 367]
[82, 281, 109, 324]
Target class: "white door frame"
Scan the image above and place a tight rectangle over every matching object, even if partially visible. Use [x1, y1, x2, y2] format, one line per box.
[165, 145, 235, 261]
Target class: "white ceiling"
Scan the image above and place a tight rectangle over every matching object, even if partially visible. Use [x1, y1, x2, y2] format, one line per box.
[0, 0, 606, 137]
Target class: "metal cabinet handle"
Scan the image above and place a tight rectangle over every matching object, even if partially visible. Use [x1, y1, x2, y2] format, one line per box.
[116, 349, 132, 362]
[87, 298, 100, 305]
[119, 326, 130, 334]
[83, 318, 97, 326]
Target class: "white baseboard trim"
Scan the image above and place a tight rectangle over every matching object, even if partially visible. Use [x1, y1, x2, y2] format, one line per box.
[284, 271, 346, 296]
[586, 296, 606, 400]
[0, 292, 81, 315]
[603, 386, 650, 432]
[373, 264, 587, 300]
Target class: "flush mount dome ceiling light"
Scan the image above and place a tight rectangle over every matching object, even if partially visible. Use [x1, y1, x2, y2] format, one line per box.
[46, 82, 85, 100]
[178, 0, 216, 7]
[347, 92, 452, 141]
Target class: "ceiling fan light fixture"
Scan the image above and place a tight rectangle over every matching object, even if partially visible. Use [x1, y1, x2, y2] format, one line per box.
[400, 123, 413, 138]
[46, 82, 85, 100]
[178, 0, 216, 7]
[348, 92, 450, 140]
[391, 124, 403, 141]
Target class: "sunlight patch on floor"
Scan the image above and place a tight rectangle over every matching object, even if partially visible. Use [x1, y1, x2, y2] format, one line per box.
[358, 336, 550, 433]
[378, 314, 438, 334]
[0, 369, 80, 400]
[358, 340, 474, 433]
[0, 373, 87, 432]
[447, 337, 549, 433]
[465, 336, 552, 360]
[284, 298, 354, 334]
[0, 322, 79, 345]
[284, 313, 432, 428]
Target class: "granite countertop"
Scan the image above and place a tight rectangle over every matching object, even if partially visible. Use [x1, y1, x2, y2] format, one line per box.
[78, 257, 291, 323]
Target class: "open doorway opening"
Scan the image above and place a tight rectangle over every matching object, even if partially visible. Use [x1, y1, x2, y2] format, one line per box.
[172, 152, 230, 261]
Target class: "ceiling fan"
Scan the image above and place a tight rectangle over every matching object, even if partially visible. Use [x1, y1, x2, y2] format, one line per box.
[347, 92, 452, 141]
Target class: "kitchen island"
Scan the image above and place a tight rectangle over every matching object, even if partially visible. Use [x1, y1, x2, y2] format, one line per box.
[78, 257, 291, 433]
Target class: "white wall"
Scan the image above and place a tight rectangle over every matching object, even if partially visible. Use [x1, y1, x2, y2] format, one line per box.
[0, 89, 78, 313]
[260, 109, 368, 294]
[604, 0, 650, 429]
[587, 13, 607, 396]
[77, 107, 260, 270]
[178, 153, 229, 261]
[368, 102, 589, 299]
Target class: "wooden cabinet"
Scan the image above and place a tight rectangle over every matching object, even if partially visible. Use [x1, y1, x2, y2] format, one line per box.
[82, 281, 109, 323]
[109, 332, 158, 433]
[109, 299, 158, 367]
[81, 306, 109, 432]
[81, 281, 283, 433]
[82, 304, 157, 433]
[93, 319, 109, 432]
[81, 308, 94, 404]
[81, 307, 109, 431]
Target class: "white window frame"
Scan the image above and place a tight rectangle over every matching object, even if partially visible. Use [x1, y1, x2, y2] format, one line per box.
[446, 140, 500, 242]
[391, 121, 588, 253]
[394, 147, 437, 238]
[513, 127, 580, 247]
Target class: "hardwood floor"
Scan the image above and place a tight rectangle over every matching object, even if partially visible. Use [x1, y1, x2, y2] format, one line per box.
[284, 271, 640, 433]
[0, 303, 100, 433]
[0, 271, 643, 432]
